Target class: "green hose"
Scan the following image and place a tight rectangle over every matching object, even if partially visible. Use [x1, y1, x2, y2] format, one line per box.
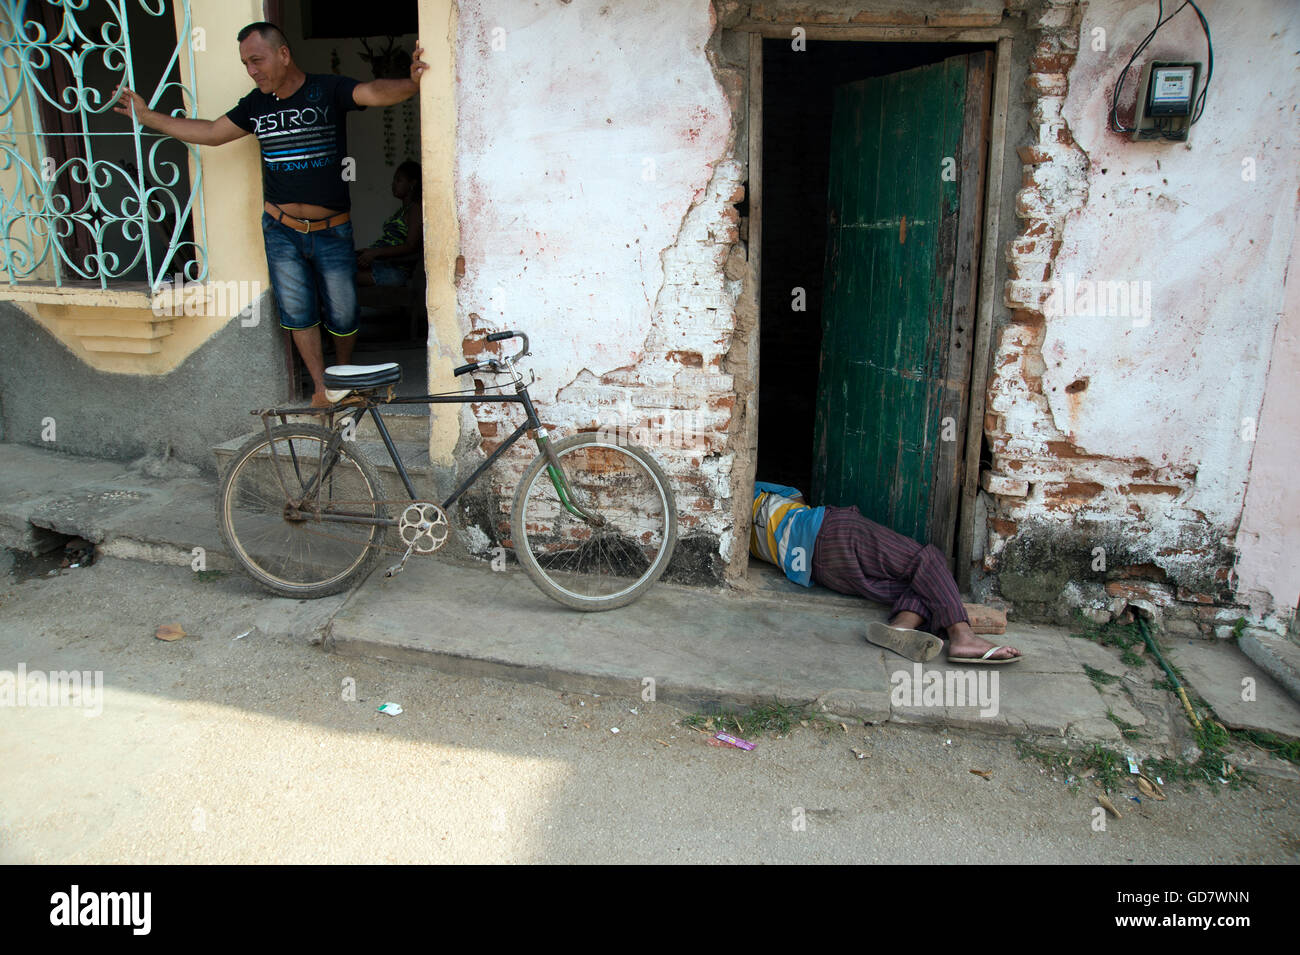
[1135, 614, 1202, 731]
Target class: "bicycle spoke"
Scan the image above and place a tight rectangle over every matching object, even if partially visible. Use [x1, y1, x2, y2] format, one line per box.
[514, 438, 675, 607]
[219, 428, 386, 595]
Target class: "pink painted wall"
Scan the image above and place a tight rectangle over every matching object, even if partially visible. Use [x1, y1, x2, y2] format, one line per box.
[1235, 215, 1300, 625]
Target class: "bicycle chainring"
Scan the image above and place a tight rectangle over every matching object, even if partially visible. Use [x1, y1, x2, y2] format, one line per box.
[398, 503, 450, 554]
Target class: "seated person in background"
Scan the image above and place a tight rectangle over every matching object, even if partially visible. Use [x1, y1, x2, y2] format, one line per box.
[356, 160, 423, 287]
[751, 481, 1022, 664]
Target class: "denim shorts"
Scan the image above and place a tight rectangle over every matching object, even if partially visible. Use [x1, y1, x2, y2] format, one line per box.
[261, 212, 359, 336]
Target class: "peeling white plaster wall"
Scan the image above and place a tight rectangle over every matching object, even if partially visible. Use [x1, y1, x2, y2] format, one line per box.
[1046, 0, 1300, 534]
[455, 0, 730, 406]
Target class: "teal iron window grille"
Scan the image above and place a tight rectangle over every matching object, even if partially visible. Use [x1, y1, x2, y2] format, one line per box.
[0, 0, 207, 290]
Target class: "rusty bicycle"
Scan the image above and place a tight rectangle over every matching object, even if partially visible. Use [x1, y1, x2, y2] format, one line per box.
[215, 331, 678, 610]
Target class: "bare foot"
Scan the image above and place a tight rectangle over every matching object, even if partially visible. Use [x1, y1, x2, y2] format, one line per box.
[946, 622, 1020, 661]
[889, 611, 926, 630]
[310, 391, 332, 408]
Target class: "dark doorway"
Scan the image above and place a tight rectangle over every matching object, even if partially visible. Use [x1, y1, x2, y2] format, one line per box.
[757, 39, 991, 558]
[273, 0, 428, 404]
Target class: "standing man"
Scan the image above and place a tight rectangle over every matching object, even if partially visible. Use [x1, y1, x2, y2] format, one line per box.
[114, 22, 428, 407]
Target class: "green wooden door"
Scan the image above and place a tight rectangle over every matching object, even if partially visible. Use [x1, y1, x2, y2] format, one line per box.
[812, 53, 987, 552]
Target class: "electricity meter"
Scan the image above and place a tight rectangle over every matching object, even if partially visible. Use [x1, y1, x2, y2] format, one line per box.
[1149, 65, 1196, 115]
[1131, 60, 1202, 141]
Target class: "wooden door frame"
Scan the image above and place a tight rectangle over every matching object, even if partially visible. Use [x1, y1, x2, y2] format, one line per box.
[931, 50, 992, 567]
[738, 26, 1013, 592]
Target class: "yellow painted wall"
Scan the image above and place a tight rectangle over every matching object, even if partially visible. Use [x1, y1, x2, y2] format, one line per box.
[2, 0, 461, 464]
[418, 0, 460, 468]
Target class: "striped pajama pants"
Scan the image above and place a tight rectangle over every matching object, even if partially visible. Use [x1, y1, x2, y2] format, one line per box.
[810, 505, 968, 635]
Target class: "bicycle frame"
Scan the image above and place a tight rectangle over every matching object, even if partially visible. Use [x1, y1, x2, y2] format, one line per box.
[253, 373, 599, 531]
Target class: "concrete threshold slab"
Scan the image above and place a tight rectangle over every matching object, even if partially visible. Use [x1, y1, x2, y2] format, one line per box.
[0, 445, 139, 550]
[1238, 630, 1300, 706]
[325, 557, 896, 719]
[324, 557, 1145, 748]
[1164, 637, 1300, 739]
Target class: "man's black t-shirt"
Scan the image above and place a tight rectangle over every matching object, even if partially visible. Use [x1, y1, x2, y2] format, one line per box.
[225, 74, 365, 212]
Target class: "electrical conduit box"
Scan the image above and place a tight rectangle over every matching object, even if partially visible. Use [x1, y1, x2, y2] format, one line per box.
[1131, 61, 1202, 142]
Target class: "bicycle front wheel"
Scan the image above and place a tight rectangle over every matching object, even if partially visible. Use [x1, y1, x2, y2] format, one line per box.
[511, 433, 678, 611]
[216, 423, 389, 598]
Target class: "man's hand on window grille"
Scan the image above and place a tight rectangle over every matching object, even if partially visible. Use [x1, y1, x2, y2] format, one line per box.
[112, 84, 147, 123]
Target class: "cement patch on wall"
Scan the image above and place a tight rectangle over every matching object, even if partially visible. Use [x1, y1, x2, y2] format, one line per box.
[997, 516, 1235, 620]
[0, 301, 290, 471]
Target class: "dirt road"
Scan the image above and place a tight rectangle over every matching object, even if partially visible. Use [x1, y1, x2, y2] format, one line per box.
[1, 555, 1296, 864]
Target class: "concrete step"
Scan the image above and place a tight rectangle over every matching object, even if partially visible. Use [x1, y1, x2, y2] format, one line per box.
[96, 481, 237, 572]
[324, 557, 1189, 750]
[1240, 630, 1300, 706]
[213, 433, 437, 500]
[353, 408, 429, 445]
[1165, 636, 1300, 739]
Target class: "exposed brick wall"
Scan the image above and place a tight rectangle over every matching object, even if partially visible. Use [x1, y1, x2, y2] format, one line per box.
[984, 0, 1241, 634]
[451, 0, 751, 583]
[458, 159, 747, 576]
[452, 0, 1270, 632]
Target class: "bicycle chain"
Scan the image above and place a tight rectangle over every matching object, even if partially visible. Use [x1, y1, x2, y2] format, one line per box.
[282, 500, 451, 555]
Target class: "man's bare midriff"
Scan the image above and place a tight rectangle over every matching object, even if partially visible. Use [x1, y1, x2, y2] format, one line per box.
[269, 201, 345, 220]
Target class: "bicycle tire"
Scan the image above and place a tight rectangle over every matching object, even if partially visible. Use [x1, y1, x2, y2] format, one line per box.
[511, 433, 678, 611]
[216, 423, 389, 598]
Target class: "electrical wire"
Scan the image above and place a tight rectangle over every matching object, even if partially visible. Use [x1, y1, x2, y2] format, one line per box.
[1108, 0, 1213, 135]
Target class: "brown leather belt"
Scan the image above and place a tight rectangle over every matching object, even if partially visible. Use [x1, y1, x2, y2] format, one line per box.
[264, 201, 350, 233]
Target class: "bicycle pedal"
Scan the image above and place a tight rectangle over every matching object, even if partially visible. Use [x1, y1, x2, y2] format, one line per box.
[385, 541, 417, 578]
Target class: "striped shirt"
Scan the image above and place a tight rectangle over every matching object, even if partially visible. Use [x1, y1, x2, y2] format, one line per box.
[751, 482, 825, 587]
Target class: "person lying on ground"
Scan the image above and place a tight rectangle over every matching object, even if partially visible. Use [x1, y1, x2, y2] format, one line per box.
[751, 481, 1022, 665]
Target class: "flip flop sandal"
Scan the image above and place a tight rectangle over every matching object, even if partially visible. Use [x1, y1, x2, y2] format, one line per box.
[947, 645, 1023, 665]
[866, 621, 943, 662]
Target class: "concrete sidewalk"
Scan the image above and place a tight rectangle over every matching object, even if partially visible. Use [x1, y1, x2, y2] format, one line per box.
[4, 441, 1298, 763]
[326, 556, 1178, 750]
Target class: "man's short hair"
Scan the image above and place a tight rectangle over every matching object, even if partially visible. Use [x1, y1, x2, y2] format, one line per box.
[237, 22, 290, 54]
[396, 161, 422, 183]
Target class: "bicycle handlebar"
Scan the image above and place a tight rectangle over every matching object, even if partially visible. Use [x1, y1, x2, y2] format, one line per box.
[455, 330, 529, 376]
[490, 330, 530, 361]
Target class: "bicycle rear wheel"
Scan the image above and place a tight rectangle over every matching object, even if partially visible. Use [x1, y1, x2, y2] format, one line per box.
[511, 433, 677, 611]
[217, 423, 389, 598]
